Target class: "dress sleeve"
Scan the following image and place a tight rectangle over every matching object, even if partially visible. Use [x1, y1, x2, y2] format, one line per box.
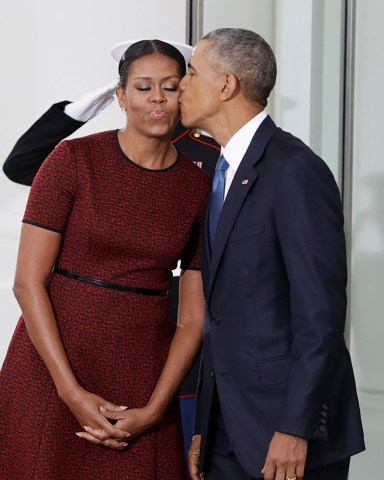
[180, 216, 203, 271]
[180, 173, 211, 271]
[23, 140, 78, 234]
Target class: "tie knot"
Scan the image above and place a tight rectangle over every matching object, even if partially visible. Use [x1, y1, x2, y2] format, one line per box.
[217, 155, 229, 172]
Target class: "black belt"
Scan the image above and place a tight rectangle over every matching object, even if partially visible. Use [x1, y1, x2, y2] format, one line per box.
[52, 267, 169, 296]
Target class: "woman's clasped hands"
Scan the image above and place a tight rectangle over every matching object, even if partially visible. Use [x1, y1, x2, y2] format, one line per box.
[73, 391, 161, 450]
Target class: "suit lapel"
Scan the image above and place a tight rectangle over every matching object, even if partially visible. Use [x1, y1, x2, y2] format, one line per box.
[206, 115, 277, 300]
[202, 195, 212, 299]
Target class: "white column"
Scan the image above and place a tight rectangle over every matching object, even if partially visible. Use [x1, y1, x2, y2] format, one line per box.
[275, 0, 313, 146]
[275, 0, 344, 185]
[201, 0, 278, 120]
[348, 1, 384, 478]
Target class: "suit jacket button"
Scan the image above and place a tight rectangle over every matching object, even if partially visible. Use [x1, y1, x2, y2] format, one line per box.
[322, 403, 328, 410]
[211, 316, 220, 325]
[319, 425, 326, 433]
[320, 418, 326, 425]
[321, 411, 327, 418]
[210, 370, 215, 377]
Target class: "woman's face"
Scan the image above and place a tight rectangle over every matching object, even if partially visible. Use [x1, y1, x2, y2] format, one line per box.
[118, 52, 182, 139]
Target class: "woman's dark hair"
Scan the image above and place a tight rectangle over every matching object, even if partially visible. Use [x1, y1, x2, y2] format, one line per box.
[118, 40, 186, 88]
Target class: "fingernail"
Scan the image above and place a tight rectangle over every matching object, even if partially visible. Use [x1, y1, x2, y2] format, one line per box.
[119, 405, 128, 409]
[75, 432, 83, 437]
[100, 407, 106, 412]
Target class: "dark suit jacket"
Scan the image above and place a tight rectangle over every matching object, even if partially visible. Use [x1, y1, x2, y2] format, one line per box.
[195, 115, 365, 477]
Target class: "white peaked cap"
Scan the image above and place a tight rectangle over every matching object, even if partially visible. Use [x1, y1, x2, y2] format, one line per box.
[110, 39, 193, 66]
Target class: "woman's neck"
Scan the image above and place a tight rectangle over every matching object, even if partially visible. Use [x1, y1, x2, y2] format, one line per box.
[118, 128, 177, 170]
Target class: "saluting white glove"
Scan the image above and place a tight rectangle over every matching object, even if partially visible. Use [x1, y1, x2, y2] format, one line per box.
[64, 79, 119, 122]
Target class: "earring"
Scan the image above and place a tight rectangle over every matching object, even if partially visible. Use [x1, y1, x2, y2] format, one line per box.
[121, 107, 126, 112]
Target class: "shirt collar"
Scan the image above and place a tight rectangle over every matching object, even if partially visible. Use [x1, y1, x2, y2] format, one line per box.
[221, 110, 268, 173]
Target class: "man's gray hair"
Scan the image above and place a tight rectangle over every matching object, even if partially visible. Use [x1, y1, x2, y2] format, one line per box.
[202, 28, 277, 107]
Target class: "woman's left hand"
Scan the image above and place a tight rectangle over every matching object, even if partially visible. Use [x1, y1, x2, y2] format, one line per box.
[76, 405, 160, 449]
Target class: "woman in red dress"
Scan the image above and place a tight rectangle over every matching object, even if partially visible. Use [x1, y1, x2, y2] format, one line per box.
[0, 40, 211, 479]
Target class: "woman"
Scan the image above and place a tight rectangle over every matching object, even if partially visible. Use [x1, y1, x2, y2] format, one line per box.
[0, 40, 211, 479]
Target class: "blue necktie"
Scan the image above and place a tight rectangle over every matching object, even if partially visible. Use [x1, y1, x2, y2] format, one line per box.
[209, 154, 229, 246]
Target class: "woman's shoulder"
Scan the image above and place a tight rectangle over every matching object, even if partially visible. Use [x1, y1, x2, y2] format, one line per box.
[173, 152, 212, 204]
[45, 130, 118, 176]
[177, 151, 212, 185]
[61, 130, 116, 150]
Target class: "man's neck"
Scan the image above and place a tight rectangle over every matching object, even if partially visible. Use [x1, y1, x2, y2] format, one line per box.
[212, 103, 265, 147]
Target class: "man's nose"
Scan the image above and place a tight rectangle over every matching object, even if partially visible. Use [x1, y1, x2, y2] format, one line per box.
[179, 75, 188, 91]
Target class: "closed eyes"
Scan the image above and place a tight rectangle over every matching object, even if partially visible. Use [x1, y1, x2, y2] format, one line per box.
[136, 85, 179, 92]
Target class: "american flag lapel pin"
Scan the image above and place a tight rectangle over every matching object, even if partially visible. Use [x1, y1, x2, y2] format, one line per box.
[242, 179, 249, 185]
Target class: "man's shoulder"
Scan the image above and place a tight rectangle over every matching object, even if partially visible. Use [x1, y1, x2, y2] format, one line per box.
[264, 128, 337, 186]
[267, 127, 321, 162]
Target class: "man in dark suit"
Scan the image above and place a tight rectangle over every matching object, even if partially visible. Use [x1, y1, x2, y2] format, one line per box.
[179, 28, 365, 480]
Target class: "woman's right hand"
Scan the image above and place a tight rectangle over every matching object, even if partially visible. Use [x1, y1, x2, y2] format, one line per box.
[61, 385, 130, 447]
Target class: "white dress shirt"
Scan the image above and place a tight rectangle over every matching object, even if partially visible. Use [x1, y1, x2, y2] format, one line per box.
[222, 110, 268, 199]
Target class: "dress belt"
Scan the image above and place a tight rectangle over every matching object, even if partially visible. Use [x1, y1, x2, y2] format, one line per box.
[52, 266, 169, 296]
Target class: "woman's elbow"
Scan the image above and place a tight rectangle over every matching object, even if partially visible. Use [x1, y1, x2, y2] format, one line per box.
[12, 279, 27, 303]
[12, 277, 41, 304]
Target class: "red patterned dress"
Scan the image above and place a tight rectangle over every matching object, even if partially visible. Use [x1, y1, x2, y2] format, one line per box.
[0, 130, 211, 479]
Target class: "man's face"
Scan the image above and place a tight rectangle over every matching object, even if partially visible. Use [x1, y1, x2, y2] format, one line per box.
[179, 40, 222, 134]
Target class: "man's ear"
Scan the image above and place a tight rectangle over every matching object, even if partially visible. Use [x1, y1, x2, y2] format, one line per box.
[220, 73, 240, 100]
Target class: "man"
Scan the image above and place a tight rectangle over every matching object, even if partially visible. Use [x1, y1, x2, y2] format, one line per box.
[179, 28, 365, 480]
